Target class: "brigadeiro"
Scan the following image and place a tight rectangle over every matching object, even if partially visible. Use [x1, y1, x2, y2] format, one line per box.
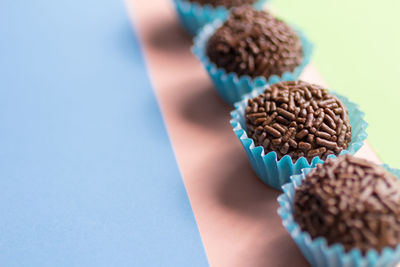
[294, 155, 400, 254]
[192, 5, 313, 104]
[206, 5, 303, 79]
[188, 0, 256, 8]
[173, 0, 268, 36]
[245, 80, 352, 162]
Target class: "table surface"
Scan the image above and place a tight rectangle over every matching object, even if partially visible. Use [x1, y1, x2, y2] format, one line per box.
[128, 0, 381, 266]
[0, 0, 208, 266]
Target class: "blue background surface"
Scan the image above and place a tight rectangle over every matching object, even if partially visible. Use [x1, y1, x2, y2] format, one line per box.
[0, 0, 208, 266]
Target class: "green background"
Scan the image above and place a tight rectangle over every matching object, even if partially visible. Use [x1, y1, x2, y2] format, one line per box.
[272, 0, 400, 167]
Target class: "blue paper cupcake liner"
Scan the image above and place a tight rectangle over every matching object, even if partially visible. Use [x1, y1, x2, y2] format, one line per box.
[192, 20, 314, 104]
[278, 165, 400, 267]
[172, 0, 268, 35]
[230, 86, 368, 190]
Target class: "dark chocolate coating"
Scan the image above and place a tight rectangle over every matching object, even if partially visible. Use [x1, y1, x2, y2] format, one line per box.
[188, 0, 256, 8]
[245, 80, 351, 162]
[206, 6, 302, 78]
[294, 155, 400, 253]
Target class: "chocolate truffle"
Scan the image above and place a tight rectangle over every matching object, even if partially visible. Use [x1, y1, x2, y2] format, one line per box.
[294, 155, 400, 253]
[206, 6, 302, 78]
[245, 80, 352, 162]
[188, 0, 256, 8]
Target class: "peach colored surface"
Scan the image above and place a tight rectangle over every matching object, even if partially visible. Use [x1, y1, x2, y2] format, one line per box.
[127, 1, 379, 266]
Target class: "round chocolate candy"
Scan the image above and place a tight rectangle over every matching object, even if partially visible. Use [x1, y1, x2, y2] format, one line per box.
[294, 155, 400, 253]
[188, 0, 256, 8]
[245, 80, 352, 162]
[206, 6, 302, 79]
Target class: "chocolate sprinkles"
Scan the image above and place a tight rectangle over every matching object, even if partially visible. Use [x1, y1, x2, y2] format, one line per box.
[206, 6, 302, 79]
[188, 0, 256, 8]
[245, 80, 352, 162]
[293, 155, 400, 253]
